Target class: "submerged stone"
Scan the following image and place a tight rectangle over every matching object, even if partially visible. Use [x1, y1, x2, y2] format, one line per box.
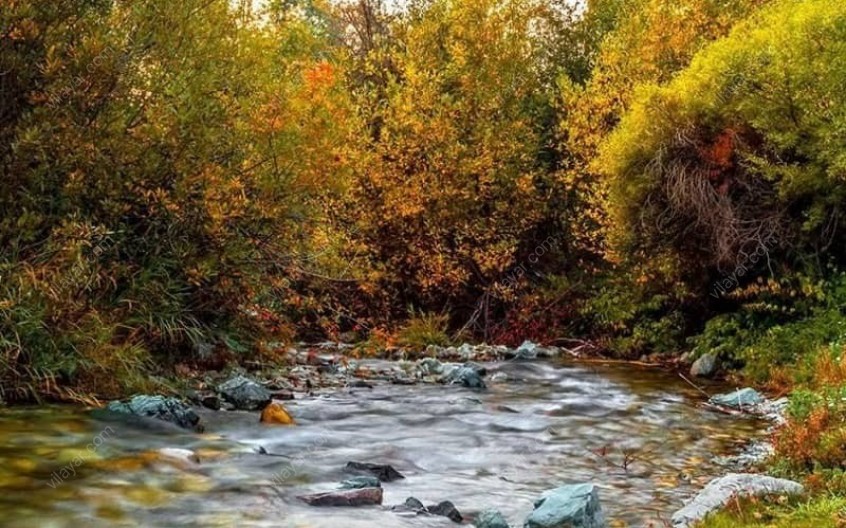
[391, 497, 462, 523]
[339, 476, 381, 489]
[345, 461, 405, 482]
[475, 509, 511, 528]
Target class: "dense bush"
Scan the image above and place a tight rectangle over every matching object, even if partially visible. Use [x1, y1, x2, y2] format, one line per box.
[688, 272, 846, 381]
[0, 0, 359, 399]
[599, 0, 846, 274]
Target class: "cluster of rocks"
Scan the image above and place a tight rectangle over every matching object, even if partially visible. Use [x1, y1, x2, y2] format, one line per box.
[708, 387, 788, 423]
[421, 341, 564, 362]
[101, 347, 517, 432]
[296, 459, 475, 525]
[104, 374, 296, 431]
[300, 340, 565, 362]
[705, 387, 788, 469]
[298, 461, 403, 508]
[393, 497, 463, 523]
[300, 467, 605, 528]
[156, 341, 557, 399]
[276, 343, 556, 390]
[666, 387, 802, 527]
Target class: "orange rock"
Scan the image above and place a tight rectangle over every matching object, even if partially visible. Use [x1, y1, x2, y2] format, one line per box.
[260, 402, 295, 425]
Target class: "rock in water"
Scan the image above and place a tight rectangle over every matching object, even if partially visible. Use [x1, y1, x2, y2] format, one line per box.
[106, 395, 202, 431]
[440, 363, 487, 389]
[391, 497, 462, 523]
[298, 487, 383, 507]
[201, 395, 222, 410]
[428, 501, 463, 523]
[218, 375, 271, 411]
[345, 461, 405, 482]
[515, 340, 539, 360]
[390, 497, 427, 515]
[339, 476, 381, 489]
[709, 388, 765, 409]
[475, 509, 511, 528]
[418, 357, 445, 376]
[671, 473, 803, 527]
[260, 402, 295, 425]
[690, 353, 718, 378]
[524, 484, 605, 528]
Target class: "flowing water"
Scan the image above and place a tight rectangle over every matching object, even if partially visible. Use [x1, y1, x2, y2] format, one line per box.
[0, 360, 763, 527]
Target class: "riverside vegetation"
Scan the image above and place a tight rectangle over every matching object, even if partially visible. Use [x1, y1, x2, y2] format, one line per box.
[2, 0, 846, 525]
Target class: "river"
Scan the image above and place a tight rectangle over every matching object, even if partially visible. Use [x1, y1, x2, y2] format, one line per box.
[0, 359, 763, 527]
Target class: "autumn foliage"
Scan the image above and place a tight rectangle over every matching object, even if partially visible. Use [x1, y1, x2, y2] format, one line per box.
[2, 0, 846, 404]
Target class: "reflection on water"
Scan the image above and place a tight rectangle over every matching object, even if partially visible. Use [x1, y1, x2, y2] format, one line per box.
[0, 360, 763, 527]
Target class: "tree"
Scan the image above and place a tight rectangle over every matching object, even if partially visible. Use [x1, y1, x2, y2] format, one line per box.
[0, 0, 361, 398]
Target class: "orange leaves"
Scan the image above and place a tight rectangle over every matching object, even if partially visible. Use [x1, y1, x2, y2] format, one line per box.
[698, 128, 737, 194]
[702, 129, 736, 170]
[304, 61, 336, 93]
[773, 405, 846, 470]
[809, 347, 846, 390]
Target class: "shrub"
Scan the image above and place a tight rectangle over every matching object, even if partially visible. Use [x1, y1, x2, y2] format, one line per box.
[598, 0, 846, 301]
[395, 311, 452, 350]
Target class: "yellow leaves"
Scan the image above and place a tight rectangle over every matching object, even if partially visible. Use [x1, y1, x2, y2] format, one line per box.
[394, 199, 426, 218]
[43, 44, 64, 76]
[200, 164, 248, 230]
[515, 173, 535, 195]
[253, 100, 287, 134]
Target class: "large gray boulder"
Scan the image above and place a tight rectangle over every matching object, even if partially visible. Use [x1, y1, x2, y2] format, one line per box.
[218, 375, 272, 410]
[671, 473, 803, 527]
[524, 484, 605, 528]
[690, 353, 718, 378]
[106, 395, 202, 431]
